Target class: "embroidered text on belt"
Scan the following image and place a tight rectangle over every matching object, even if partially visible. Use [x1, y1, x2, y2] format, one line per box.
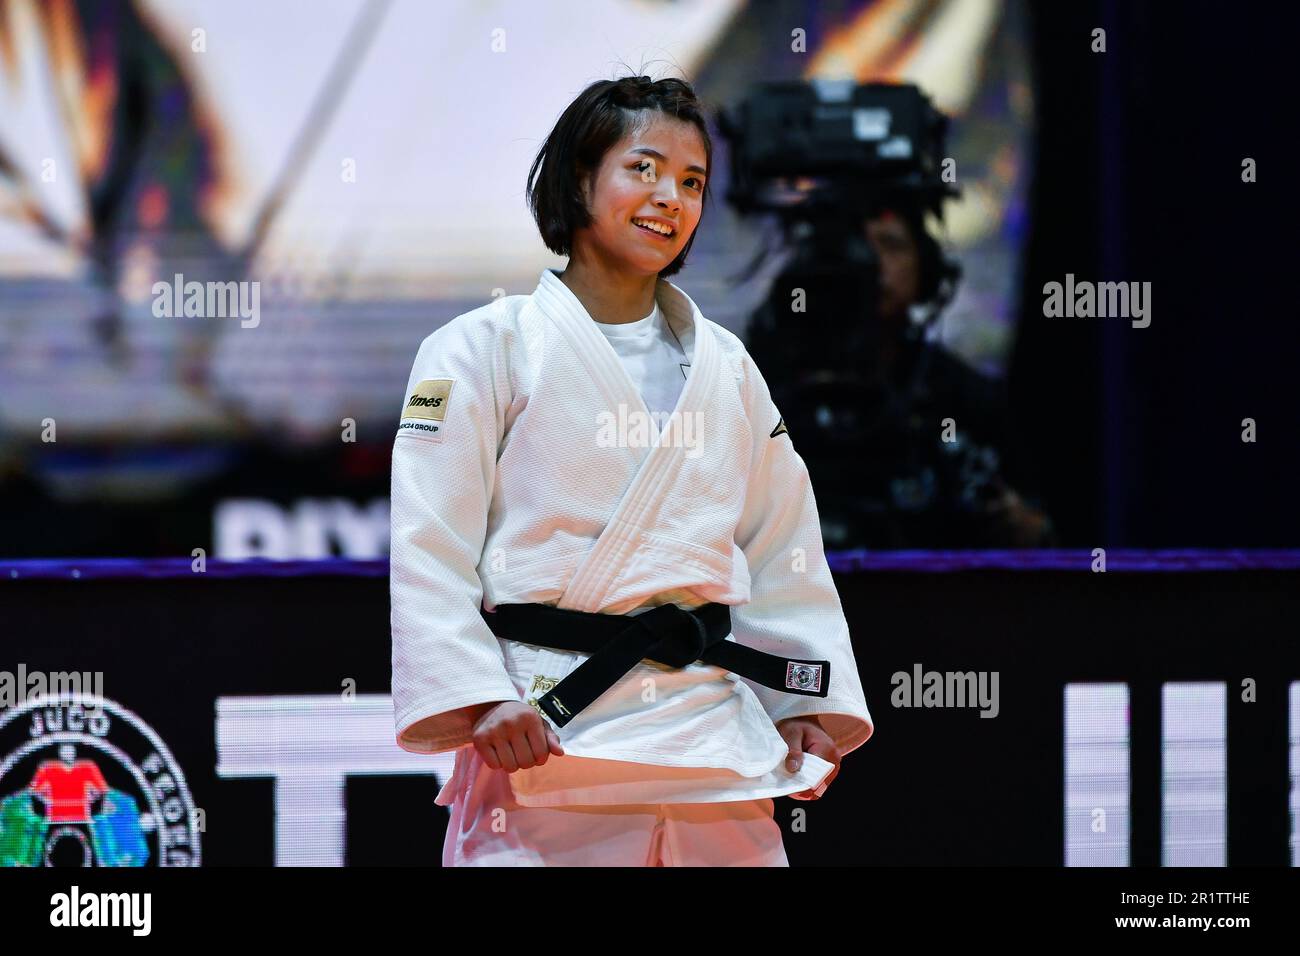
[482, 602, 830, 728]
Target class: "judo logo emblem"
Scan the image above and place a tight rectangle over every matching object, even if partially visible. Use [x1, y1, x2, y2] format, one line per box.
[0, 695, 201, 866]
[785, 663, 823, 694]
[770, 417, 789, 439]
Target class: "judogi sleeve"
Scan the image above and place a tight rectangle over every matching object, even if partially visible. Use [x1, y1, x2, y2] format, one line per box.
[390, 311, 519, 754]
[730, 349, 875, 759]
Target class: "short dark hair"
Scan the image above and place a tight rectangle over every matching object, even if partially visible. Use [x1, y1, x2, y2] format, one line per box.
[527, 75, 713, 279]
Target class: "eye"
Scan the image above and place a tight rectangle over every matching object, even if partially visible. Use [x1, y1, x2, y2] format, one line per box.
[685, 177, 704, 191]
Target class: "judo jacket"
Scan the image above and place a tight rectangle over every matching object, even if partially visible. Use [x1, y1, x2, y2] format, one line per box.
[390, 268, 874, 805]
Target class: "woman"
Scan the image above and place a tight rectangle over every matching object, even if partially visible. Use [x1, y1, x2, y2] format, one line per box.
[390, 75, 874, 866]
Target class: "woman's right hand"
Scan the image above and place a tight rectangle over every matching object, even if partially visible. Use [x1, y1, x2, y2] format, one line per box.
[468, 701, 565, 772]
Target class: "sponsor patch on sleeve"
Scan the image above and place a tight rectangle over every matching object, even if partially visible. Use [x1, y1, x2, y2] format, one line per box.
[402, 379, 453, 420]
[397, 379, 454, 440]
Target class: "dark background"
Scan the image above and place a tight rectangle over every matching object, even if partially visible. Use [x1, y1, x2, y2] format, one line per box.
[4, 564, 1294, 865]
[1012, 1, 1299, 546]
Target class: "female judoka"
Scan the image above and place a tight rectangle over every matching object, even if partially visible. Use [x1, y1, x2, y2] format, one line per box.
[390, 74, 874, 866]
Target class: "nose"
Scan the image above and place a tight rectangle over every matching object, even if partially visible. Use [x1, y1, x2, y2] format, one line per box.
[652, 181, 681, 213]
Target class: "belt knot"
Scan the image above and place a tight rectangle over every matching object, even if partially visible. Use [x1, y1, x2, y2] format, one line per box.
[635, 603, 709, 668]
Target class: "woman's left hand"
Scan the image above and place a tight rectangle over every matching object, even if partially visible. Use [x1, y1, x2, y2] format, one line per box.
[775, 715, 840, 800]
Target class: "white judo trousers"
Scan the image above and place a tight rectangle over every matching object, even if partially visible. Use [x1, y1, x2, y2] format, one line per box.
[390, 268, 875, 865]
[439, 744, 787, 867]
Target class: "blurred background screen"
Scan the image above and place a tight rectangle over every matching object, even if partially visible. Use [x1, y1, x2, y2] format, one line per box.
[0, 0, 1031, 558]
[2, 0, 1297, 558]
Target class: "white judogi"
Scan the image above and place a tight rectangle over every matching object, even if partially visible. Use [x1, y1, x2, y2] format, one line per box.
[390, 268, 874, 809]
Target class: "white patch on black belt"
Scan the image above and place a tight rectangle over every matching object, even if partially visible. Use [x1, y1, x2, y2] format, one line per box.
[785, 662, 822, 692]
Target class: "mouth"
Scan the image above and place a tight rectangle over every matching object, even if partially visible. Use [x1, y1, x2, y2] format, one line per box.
[631, 217, 676, 241]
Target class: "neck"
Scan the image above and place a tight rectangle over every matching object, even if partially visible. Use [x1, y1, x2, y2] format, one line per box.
[558, 254, 659, 325]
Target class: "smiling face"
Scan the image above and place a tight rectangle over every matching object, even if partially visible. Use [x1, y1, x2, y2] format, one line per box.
[573, 110, 708, 276]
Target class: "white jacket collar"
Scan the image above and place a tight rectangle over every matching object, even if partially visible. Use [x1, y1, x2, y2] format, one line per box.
[535, 268, 706, 356]
[531, 266, 719, 439]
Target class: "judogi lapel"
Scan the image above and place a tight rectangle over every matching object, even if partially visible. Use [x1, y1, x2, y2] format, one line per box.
[531, 268, 721, 614]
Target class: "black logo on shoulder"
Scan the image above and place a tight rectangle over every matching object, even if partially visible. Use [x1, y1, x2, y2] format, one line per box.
[770, 416, 789, 439]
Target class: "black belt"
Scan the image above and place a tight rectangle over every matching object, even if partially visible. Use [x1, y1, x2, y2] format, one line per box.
[481, 602, 830, 727]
